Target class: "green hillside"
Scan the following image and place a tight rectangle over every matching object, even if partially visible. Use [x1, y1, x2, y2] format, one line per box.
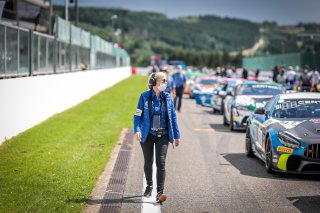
[53, 6, 320, 67]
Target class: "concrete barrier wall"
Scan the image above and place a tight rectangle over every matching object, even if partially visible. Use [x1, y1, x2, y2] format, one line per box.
[0, 67, 131, 143]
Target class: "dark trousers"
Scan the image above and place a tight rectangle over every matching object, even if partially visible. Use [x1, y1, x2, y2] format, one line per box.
[140, 133, 169, 193]
[174, 86, 184, 111]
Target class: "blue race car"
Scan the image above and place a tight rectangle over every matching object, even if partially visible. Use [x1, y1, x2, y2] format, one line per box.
[246, 92, 320, 174]
[193, 77, 219, 106]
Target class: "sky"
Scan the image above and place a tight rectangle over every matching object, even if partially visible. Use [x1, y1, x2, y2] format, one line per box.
[54, 0, 320, 25]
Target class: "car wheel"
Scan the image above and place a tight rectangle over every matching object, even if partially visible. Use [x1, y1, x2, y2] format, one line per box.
[220, 103, 224, 115]
[265, 137, 274, 173]
[223, 113, 228, 125]
[229, 109, 234, 131]
[245, 128, 254, 157]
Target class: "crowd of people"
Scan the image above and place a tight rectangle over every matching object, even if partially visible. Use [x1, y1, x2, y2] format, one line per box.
[213, 64, 320, 93]
[272, 65, 320, 92]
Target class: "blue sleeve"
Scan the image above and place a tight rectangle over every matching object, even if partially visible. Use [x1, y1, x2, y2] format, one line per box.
[172, 78, 176, 88]
[171, 80, 176, 89]
[134, 94, 144, 133]
[169, 96, 180, 139]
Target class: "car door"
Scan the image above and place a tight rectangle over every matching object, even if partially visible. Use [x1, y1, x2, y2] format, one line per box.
[217, 84, 227, 112]
[223, 85, 236, 124]
[251, 97, 277, 155]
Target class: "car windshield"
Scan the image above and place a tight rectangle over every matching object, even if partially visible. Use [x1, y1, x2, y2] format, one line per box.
[273, 99, 320, 119]
[237, 84, 284, 96]
[199, 79, 218, 85]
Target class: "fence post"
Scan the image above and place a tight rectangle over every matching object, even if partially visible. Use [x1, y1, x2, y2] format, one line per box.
[4, 25, 6, 75]
[53, 36, 57, 74]
[29, 29, 33, 76]
[69, 23, 72, 72]
[17, 28, 20, 75]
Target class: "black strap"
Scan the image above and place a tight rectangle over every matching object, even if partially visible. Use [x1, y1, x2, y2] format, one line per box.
[162, 93, 169, 123]
[148, 90, 153, 122]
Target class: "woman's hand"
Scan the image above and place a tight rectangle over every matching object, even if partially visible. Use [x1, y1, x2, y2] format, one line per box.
[174, 139, 180, 147]
[135, 132, 142, 142]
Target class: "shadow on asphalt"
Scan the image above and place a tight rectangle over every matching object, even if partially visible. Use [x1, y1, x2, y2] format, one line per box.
[209, 123, 245, 134]
[287, 195, 320, 213]
[222, 153, 320, 181]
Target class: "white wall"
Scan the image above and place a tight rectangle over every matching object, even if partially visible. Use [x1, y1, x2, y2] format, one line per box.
[0, 67, 131, 144]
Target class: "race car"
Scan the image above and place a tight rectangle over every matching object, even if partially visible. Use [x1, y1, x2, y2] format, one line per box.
[193, 76, 219, 106]
[223, 82, 285, 130]
[184, 70, 205, 95]
[211, 78, 243, 114]
[245, 92, 320, 174]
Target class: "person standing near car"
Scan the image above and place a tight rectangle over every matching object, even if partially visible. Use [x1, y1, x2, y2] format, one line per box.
[161, 66, 176, 99]
[134, 71, 181, 203]
[172, 65, 186, 112]
[242, 66, 248, 79]
[285, 66, 297, 90]
[310, 67, 320, 92]
[298, 65, 311, 92]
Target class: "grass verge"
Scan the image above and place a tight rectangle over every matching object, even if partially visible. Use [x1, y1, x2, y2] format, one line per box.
[0, 75, 147, 212]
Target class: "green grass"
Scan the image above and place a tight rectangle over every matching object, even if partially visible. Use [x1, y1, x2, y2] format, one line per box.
[0, 75, 147, 212]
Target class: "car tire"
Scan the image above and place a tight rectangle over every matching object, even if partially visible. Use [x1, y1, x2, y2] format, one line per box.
[265, 137, 274, 173]
[245, 128, 254, 157]
[223, 113, 228, 125]
[220, 103, 224, 115]
[229, 109, 234, 131]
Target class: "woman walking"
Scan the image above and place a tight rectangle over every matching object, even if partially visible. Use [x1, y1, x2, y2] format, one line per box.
[133, 71, 181, 203]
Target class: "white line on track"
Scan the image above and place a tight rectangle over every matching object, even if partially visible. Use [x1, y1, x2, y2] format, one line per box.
[141, 147, 161, 213]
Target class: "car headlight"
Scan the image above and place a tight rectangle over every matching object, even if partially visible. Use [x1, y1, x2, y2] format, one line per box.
[278, 131, 300, 149]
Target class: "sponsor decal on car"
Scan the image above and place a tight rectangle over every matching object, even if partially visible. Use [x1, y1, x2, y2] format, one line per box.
[279, 121, 302, 129]
[276, 100, 320, 110]
[277, 146, 293, 154]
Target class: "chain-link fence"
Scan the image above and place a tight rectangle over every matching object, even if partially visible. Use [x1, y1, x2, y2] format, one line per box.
[0, 16, 130, 78]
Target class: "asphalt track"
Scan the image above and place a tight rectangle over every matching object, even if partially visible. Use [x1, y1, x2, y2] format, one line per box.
[116, 96, 320, 213]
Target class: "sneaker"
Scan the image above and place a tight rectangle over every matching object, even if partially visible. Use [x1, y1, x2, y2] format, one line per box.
[156, 192, 167, 204]
[143, 186, 153, 197]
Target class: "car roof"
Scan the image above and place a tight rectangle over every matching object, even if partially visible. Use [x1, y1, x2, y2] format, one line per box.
[241, 81, 282, 86]
[278, 92, 320, 100]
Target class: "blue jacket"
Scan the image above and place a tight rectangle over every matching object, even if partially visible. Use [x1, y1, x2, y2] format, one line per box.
[134, 90, 180, 143]
[172, 72, 186, 87]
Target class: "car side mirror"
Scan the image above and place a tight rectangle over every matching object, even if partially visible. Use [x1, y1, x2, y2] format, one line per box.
[254, 107, 265, 114]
